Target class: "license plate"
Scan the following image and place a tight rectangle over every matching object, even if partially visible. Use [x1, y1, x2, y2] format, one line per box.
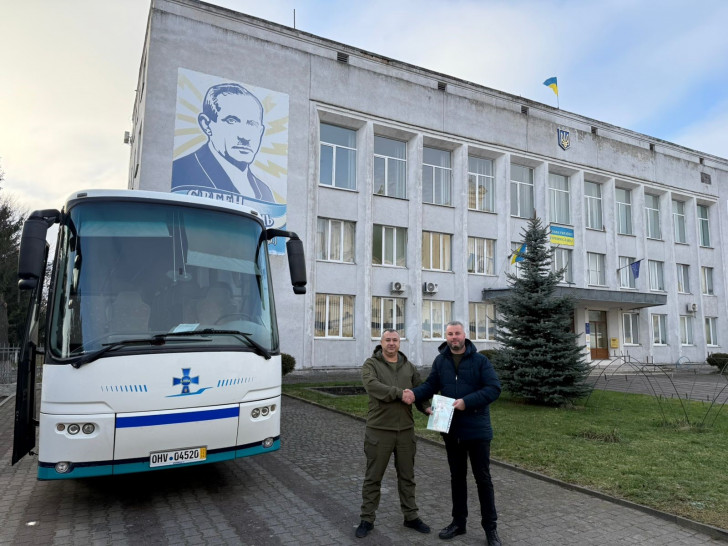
[150, 446, 207, 467]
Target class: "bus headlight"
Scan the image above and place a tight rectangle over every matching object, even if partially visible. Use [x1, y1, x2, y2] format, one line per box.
[262, 437, 274, 448]
[261, 406, 269, 417]
[82, 423, 95, 435]
[251, 408, 260, 418]
[67, 424, 80, 435]
[55, 461, 72, 474]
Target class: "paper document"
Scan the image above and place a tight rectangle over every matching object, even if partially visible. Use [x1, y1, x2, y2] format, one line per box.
[427, 394, 456, 433]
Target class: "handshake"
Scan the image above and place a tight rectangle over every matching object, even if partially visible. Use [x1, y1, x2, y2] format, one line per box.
[401, 389, 415, 405]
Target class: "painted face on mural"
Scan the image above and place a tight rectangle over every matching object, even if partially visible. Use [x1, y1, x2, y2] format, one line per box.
[200, 93, 264, 168]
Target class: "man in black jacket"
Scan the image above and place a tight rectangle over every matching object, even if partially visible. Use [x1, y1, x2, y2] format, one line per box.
[407, 321, 502, 546]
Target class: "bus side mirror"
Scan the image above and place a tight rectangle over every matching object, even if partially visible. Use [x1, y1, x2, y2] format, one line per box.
[286, 238, 307, 295]
[18, 210, 60, 290]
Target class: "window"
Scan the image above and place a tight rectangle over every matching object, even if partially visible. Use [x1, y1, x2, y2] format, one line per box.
[672, 200, 686, 243]
[701, 266, 714, 295]
[371, 296, 405, 338]
[680, 315, 694, 345]
[319, 123, 356, 190]
[467, 237, 495, 275]
[423, 147, 452, 206]
[698, 205, 711, 246]
[616, 188, 633, 235]
[510, 164, 534, 218]
[422, 300, 452, 339]
[652, 314, 667, 345]
[372, 224, 406, 267]
[676, 263, 690, 293]
[645, 193, 661, 239]
[623, 313, 640, 345]
[422, 231, 452, 271]
[468, 156, 495, 212]
[316, 218, 355, 263]
[314, 294, 354, 338]
[584, 181, 603, 230]
[587, 252, 606, 286]
[619, 256, 637, 289]
[706, 317, 718, 346]
[648, 260, 665, 291]
[552, 247, 573, 283]
[374, 136, 406, 198]
[548, 173, 571, 224]
[469, 302, 496, 341]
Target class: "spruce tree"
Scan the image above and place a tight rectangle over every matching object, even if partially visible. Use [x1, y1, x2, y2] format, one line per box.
[494, 217, 592, 406]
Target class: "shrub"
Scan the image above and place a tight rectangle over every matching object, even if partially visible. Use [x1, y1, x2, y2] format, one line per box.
[281, 353, 296, 376]
[479, 349, 499, 362]
[706, 353, 728, 374]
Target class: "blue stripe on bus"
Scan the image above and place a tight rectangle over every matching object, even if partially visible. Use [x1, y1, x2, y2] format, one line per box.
[37, 437, 280, 480]
[116, 406, 239, 428]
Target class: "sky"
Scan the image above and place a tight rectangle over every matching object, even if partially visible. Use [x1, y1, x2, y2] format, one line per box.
[2, 0, 728, 214]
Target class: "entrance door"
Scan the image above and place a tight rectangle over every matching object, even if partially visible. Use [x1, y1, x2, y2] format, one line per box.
[588, 310, 609, 360]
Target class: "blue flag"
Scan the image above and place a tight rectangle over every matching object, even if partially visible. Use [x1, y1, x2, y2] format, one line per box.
[630, 261, 640, 279]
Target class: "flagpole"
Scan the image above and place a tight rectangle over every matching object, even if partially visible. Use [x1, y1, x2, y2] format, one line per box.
[615, 258, 643, 273]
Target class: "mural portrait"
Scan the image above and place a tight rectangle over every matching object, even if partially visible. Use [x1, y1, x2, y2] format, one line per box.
[172, 68, 289, 253]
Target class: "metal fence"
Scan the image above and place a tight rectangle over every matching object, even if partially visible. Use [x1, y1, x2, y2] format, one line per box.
[0, 345, 20, 384]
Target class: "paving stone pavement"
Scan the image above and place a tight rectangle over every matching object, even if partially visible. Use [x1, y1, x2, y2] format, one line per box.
[1, 371, 727, 544]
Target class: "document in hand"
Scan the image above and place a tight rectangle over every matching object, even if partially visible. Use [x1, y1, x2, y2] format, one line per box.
[426, 394, 456, 433]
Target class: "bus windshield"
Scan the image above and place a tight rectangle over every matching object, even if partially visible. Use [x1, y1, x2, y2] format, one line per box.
[48, 199, 278, 360]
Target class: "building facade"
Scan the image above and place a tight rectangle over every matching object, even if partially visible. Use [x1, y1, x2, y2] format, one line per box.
[129, 0, 728, 369]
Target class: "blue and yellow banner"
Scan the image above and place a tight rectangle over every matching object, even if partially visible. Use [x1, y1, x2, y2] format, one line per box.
[550, 225, 574, 246]
[511, 243, 527, 264]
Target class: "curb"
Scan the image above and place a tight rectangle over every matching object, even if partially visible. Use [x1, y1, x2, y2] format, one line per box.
[283, 392, 728, 543]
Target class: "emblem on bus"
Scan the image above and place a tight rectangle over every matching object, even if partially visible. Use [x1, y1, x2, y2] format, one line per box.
[169, 368, 212, 397]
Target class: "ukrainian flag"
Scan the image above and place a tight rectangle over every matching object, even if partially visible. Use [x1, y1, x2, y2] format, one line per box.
[511, 243, 527, 264]
[543, 77, 558, 96]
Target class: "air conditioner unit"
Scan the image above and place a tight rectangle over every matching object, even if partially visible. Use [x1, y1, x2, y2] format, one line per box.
[390, 281, 406, 293]
[423, 282, 439, 294]
[687, 302, 698, 313]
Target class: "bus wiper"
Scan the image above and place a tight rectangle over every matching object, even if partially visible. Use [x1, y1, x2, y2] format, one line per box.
[195, 329, 272, 360]
[72, 334, 209, 369]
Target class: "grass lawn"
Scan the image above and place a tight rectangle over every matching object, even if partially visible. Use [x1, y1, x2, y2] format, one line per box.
[282, 382, 728, 530]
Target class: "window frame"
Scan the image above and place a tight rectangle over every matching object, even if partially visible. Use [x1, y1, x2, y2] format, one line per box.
[422, 231, 452, 272]
[616, 188, 633, 235]
[469, 302, 496, 341]
[679, 315, 694, 346]
[701, 266, 714, 295]
[622, 313, 640, 345]
[372, 224, 407, 267]
[373, 135, 407, 199]
[645, 193, 662, 240]
[619, 256, 637, 289]
[316, 217, 355, 263]
[467, 236, 495, 275]
[422, 146, 452, 206]
[584, 181, 603, 230]
[676, 263, 690, 294]
[314, 293, 355, 338]
[468, 156, 495, 212]
[422, 300, 452, 340]
[652, 314, 667, 345]
[587, 252, 606, 286]
[319, 123, 357, 190]
[648, 260, 665, 291]
[672, 200, 686, 243]
[698, 205, 711, 247]
[548, 172, 571, 225]
[510, 164, 534, 218]
[371, 296, 406, 339]
[552, 247, 573, 283]
[705, 317, 718, 347]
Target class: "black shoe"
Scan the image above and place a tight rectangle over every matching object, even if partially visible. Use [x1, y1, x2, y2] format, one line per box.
[486, 528, 501, 546]
[355, 520, 373, 538]
[403, 517, 431, 534]
[438, 522, 466, 540]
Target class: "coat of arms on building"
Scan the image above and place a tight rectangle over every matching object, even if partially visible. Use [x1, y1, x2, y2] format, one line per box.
[557, 128, 570, 150]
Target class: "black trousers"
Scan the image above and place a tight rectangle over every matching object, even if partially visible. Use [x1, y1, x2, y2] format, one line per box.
[443, 434, 497, 531]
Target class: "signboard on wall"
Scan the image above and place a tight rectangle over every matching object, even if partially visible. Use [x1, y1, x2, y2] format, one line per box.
[550, 225, 574, 246]
[171, 68, 290, 254]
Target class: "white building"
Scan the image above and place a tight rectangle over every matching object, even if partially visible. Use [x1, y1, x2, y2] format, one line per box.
[129, 0, 728, 369]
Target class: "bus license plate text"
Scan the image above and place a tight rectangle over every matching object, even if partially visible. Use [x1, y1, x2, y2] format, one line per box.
[150, 447, 207, 467]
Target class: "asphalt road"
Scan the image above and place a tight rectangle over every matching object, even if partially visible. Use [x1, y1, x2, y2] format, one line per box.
[1, 390, 725, 545]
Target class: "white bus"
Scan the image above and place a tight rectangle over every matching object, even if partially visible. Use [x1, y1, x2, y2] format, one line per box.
[12, 189, 306, 479]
